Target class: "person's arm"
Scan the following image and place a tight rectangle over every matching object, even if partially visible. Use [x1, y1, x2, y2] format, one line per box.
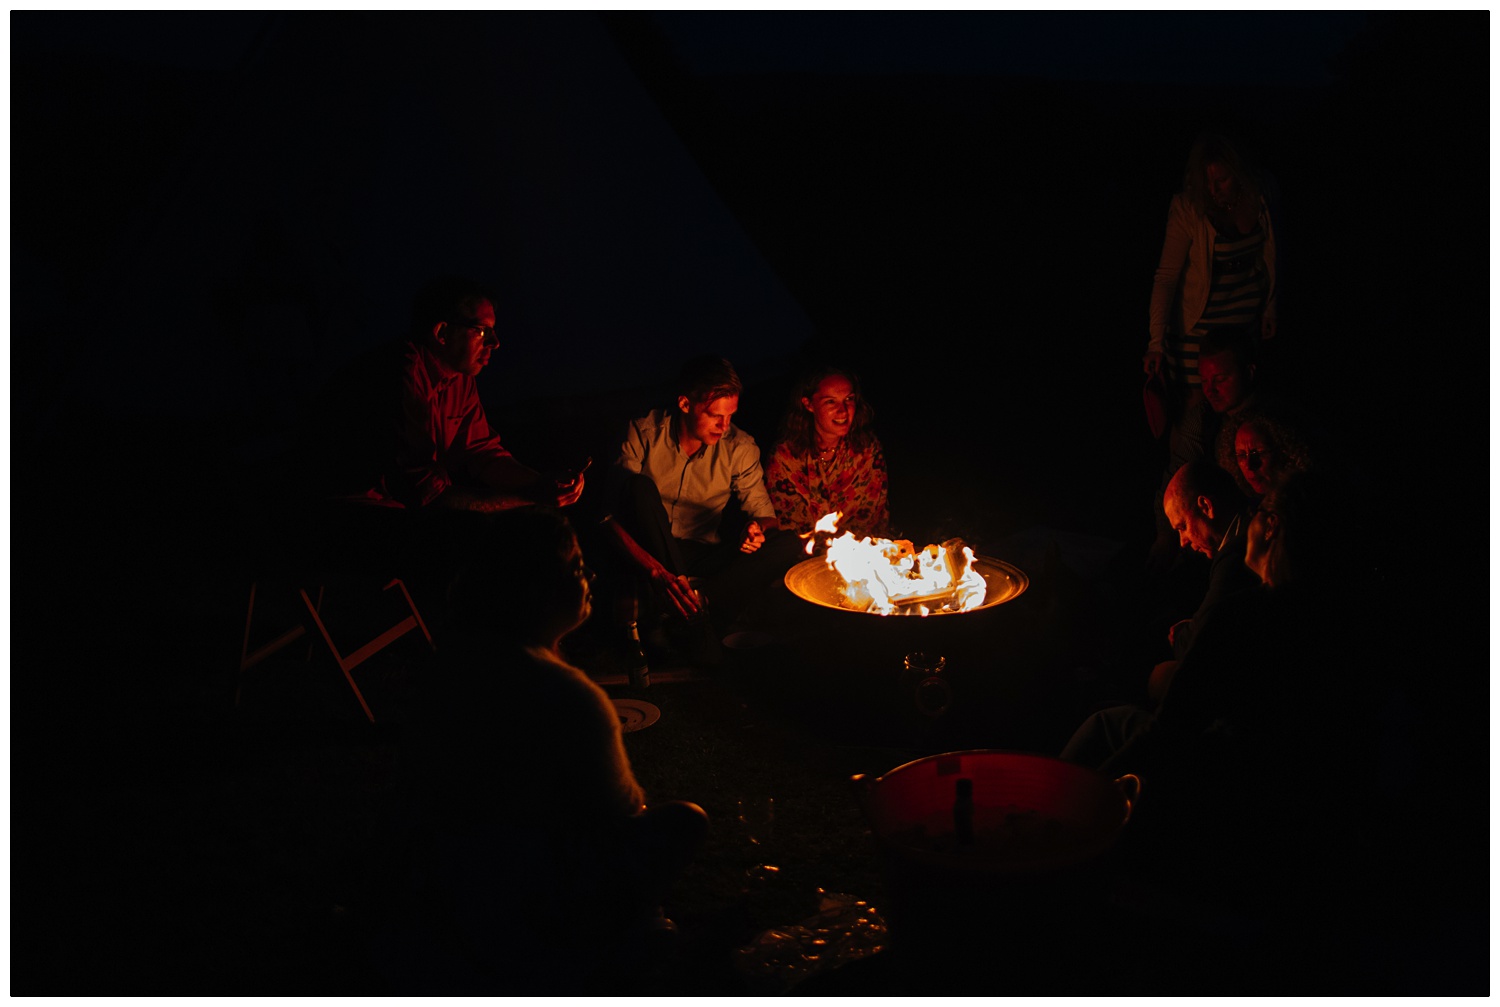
[764, 441, 810, 534]
[388, 365, 456, 508]
[600, 515, 702, 620]
[431, 455, 585, 512]
[1166, 617, 1193, 652]
[731, 433, 778, 553]
[434, 478, 554, 513]
[1146, 194, 1194, 375]
[1097, 594, 1245, 778]
[599, 417, 699, 616]
[450, 385, 586, 510]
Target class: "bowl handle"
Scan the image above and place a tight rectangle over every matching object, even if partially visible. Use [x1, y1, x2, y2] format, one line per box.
[1114, 773, 1142, 824]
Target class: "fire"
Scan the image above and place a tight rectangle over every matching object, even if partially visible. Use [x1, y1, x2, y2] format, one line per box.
[803, 512, 988, 616]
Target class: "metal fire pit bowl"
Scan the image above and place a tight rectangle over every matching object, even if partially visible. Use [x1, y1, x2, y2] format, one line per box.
[783, 554, 1029, 616]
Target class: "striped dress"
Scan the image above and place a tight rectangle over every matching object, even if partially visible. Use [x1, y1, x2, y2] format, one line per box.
[1167, 225, 1269, 385]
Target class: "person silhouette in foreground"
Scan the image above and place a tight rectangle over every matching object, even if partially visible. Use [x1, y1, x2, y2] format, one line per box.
[396, 508, 707, 993]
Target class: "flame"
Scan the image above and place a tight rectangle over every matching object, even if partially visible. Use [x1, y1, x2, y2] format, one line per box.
[809, 512, 987, 615]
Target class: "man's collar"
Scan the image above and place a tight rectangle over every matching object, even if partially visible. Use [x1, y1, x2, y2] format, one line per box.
[668, 410, 709, 459]
[1214, 511, 1244, 556]
[417, 340, 459, 392]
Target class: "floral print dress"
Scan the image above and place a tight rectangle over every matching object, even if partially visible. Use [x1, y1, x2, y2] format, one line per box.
[766, 436, 890, 539]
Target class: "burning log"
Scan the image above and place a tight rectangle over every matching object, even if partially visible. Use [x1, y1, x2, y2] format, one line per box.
[807, 513, 989, 616]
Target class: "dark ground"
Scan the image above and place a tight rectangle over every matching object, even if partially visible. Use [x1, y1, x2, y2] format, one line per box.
[18, 399, 1487, 994]
[13, 11, 1490, 996]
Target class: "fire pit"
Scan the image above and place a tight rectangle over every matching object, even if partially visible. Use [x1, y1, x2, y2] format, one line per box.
[783, 553, 1028, 616]
[778, 516, 1033, 729]
[784, 513, 1029, 616]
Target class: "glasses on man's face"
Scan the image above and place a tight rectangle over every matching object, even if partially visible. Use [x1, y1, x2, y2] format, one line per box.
[453, 319, 498, 346]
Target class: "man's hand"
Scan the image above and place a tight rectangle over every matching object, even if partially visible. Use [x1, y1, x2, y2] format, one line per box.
[1166, 618, 1192, 648]
[541, 458, 590, 508]
[740, 520, 766, 554]
[600, 514, 701, 621]
[650, 566, 701, 621]
[1142, 350, 1164, 378]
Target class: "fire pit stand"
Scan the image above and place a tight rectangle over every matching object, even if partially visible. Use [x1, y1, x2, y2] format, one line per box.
[773, 554, 1035, 742]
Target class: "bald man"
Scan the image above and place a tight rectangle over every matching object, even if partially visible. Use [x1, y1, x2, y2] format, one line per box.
[1152, 460, 1258, 700]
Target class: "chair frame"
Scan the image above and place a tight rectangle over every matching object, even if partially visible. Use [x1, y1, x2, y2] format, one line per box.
[237, 576, 434, 722]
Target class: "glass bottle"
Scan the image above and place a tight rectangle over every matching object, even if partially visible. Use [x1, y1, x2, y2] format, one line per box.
[621, 594, 651, 689]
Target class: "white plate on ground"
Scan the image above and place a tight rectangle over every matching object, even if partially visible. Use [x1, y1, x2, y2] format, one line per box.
[612, 698, 661, 733]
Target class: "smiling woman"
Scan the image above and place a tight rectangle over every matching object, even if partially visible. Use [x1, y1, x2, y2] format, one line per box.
[766, 363, 890, 539]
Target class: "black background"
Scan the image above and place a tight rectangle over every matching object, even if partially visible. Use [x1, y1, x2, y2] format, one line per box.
[11, 11, 1490, 992]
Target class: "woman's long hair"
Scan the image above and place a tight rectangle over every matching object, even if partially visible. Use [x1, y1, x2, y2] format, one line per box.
[1259, 469, 1338, 589]
[1182, 132, 1264, 219]
[776, 364, 877, 457]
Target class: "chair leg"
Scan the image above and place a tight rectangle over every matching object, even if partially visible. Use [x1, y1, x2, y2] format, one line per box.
[300, 587, 377, 724]
[306, 585, 325, 662]
[385, 578, 435, 648]
[237, 580, 309, 708]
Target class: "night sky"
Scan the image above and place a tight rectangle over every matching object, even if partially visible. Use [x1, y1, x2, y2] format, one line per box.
[10, 11, 1491, 992]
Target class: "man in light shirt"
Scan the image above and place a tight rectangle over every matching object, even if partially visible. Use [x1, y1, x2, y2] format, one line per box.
[604, 355, 792, 648]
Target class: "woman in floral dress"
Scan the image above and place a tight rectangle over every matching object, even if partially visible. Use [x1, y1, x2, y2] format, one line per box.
[765, 364, 890, 539]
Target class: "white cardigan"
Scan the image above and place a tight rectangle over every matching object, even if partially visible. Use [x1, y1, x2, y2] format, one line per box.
[1148, 191, 1278, 354]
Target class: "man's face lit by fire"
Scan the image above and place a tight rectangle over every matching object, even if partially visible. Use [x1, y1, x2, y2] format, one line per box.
[803, 374, 857, 450]
[1164, 483, 1218, 559]
[433, 297, 498, 378]
[679, 394, 738, 450]
[1199, 350, 1252, 414]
